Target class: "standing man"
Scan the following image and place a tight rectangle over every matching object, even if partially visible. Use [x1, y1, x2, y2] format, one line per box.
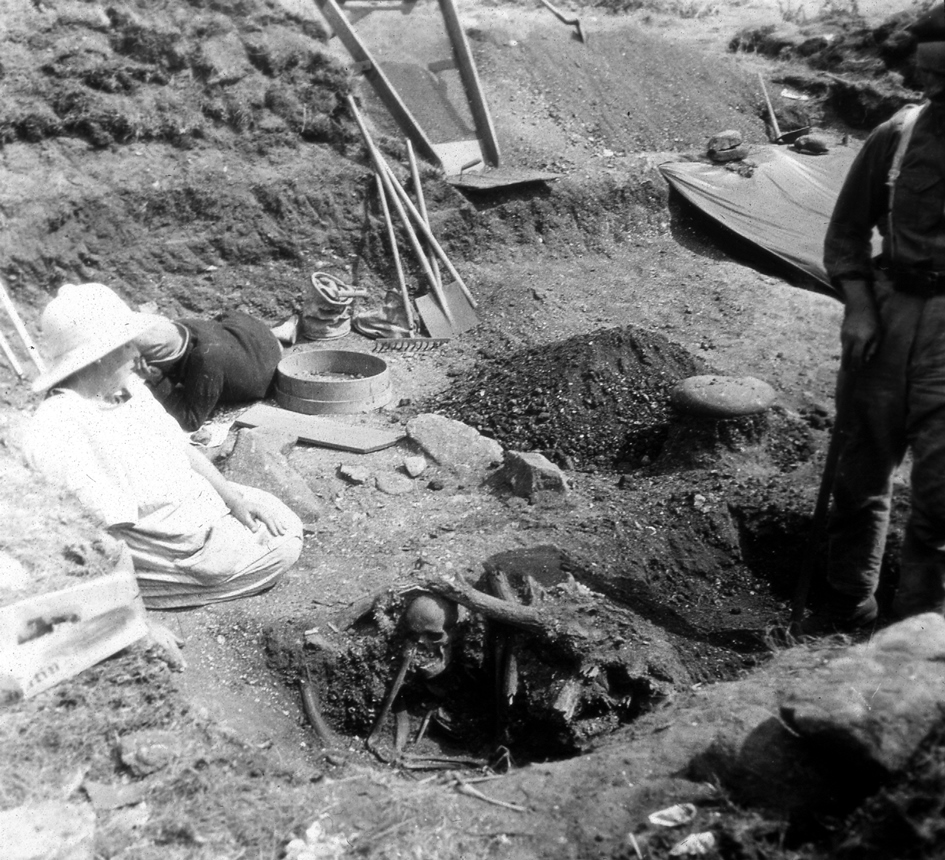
[819, 16, 945, 630]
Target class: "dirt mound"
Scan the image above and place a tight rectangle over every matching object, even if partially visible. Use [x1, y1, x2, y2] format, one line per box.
[430, 325, 708, 470]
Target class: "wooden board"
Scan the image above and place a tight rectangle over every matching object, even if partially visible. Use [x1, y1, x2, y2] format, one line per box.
[446, 168, 563, 191]
[234, 403, 405, 453]
[0, 554, 149, 703]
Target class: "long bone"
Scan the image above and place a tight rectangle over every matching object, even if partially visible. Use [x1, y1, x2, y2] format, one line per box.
[366, 642, 416, 758]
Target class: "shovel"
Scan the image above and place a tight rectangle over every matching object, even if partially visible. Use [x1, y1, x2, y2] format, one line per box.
[538, 0, 586, 43]
[415, 282, 479, 339]
[758, 73, 811, 145]
[406, 139, 479, 339]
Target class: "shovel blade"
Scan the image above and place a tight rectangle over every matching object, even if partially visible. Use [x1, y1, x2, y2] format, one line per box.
[415, 281, 479, 339]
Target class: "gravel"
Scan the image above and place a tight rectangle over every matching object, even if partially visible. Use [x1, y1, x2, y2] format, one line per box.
[431, 325, 708, 470]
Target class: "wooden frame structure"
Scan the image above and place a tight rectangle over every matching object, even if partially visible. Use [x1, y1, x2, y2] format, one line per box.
[313, 0, 501, 174]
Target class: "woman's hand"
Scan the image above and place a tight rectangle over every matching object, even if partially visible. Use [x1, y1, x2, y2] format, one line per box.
[144, 619, 186, 671]
[185, 445, 291, 537]
[227, 490, 290, 536]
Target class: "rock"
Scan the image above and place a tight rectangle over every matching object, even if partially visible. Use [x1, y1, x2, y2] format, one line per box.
[706, 129, 742, 152]
[118, 729, 181, 776]
[793, 134, 829, 154]
[82, 780, 147, 811]
[779, 613, 945, 774]
[338, 464, 371, 485]
[225, 427, 321, 524]
[403, 455, 427, 478]
[0, 801, 95, 860]
[375, 472, 415, 495]
[498, 451, 569, 505]
[406, 413, 503, 483]
[671, 375, 777, 419]
[707, 145, 749, 163]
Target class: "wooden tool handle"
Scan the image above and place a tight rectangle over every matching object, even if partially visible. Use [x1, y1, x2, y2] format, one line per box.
[346, 96, 456, 326]
[758, 72, 781, 140]
[375, 170, 416, 331]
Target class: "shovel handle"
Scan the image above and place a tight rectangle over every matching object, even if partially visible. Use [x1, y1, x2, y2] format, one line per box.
[346, 97, 455, 326]
[380, 158, 478, 309]
[0, 327, 25, 378]
[758, 72, 782, 141]
[375, 170, 416, 331]
[0, 276, 45, 373]
[406, 139, 442, 293]
[789, 369, 853, 631]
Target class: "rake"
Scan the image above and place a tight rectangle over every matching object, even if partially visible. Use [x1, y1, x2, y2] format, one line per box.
[371, 167, 447, 353]
[373, 336, 448, 353]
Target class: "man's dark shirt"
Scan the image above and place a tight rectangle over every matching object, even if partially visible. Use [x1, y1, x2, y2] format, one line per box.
[159, 311, 281, 431]
[824, 102, 945, 285]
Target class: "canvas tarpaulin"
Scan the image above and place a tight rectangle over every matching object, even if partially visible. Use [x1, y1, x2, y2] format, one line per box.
[659, 146, 880, 298]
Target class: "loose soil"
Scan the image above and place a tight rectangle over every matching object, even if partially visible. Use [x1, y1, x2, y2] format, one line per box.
[0, 0, 933, 858]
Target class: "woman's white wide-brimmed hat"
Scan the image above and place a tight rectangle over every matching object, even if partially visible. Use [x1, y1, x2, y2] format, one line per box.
[31, 283, 155, 393]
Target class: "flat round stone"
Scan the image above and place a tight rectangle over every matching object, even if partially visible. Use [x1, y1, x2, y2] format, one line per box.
[671, 375, 777, 419]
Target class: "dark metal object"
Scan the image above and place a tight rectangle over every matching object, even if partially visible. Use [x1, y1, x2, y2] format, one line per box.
[538, 0, 586, 43]
[758, 73, 811, 145]
[789, 369, 853, 634]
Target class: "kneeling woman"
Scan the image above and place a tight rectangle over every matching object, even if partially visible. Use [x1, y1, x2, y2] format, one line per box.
[23, 283, 303, 610]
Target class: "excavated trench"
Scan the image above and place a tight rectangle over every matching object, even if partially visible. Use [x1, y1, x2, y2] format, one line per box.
[262, 319, 828, 766]
[263, 491, 815, 765]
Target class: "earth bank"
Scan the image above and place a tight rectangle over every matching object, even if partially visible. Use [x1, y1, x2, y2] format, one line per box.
[2, 0, 943, 858]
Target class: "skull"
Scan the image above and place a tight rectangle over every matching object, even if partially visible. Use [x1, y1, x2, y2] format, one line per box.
[403, 593, 457, 679]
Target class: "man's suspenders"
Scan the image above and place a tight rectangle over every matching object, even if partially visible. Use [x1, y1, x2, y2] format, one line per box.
[886, 102, 928, 263]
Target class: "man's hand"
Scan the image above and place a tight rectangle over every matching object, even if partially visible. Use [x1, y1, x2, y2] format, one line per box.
[839, 279, 881, 370]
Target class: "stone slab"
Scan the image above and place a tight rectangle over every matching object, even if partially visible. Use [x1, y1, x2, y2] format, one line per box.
[671, 375, 777, 419]
[235, 404, 404, 453]
[406, 413, 503, 479]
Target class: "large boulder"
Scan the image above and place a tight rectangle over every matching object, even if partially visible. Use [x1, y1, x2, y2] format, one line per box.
[779, 614, 945, 774]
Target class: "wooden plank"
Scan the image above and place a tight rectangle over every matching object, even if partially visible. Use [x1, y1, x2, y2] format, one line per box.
[438, 0, 501, 168]
[0, 558, 149, 703]
[446, 167, 564, 190]
[313, 0, 442, 167]
[234, 403, 405, 453]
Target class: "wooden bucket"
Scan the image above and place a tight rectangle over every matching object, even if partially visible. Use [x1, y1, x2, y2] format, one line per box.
[274, 349, 392, 414]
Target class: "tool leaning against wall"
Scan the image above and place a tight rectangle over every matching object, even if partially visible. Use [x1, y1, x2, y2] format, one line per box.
[0, 276, 46, 382]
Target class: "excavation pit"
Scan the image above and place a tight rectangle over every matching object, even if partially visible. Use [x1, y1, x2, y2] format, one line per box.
[264, 532, 796, 766]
